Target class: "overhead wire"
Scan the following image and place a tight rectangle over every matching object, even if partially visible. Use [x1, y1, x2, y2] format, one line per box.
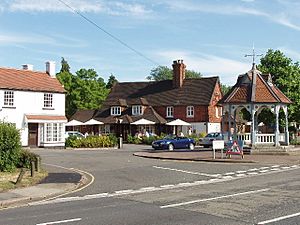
[57, 0, 160, 66]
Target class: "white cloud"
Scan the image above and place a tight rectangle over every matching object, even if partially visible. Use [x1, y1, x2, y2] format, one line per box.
[0, 0, 152, 17]
[156, 50, 250, 85]
[165, 0, 300, 31]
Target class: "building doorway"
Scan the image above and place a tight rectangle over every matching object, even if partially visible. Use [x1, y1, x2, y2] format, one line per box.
[28, 123, 38, 147]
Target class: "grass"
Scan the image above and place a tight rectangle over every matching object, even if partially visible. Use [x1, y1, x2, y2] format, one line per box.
[0, 169, 48, 192]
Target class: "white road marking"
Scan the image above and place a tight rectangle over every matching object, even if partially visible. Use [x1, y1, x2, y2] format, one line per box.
[36, 218, 82, 225]
[257, 211, 300, 224]
[160, 188, 270, 208]
[224, 172, 235, 175]
[248, 168, 259, 171]
[259, 167, 269, 170]
[153, 166, 220, 177]
[236, 170, 247, 173]
[270, 168, 280, 171]
[247, 172, 258, 175]
[282, 166, 290, 169]
[259, 170, 269, 173]
[236, 174, 247, 177]
[271, 165, 280, 168]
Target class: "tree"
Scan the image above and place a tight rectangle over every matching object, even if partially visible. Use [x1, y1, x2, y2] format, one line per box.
[56, 59, 109, 117]
[106, 74, 118, 89]
[258, 49, 300, 124]
[60, 57, 70, 73]
[221, 84, 232, 95]
[146, 66, 201, 81]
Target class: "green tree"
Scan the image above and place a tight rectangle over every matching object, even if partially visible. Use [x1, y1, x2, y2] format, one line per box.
[56, 59, 109, 117]
[60, 57, 70, 73]
[146, 65, 201, 81]
[106, 74, 118, 89]
[258, 49, 300, 123]
[221, 84, 232, 95]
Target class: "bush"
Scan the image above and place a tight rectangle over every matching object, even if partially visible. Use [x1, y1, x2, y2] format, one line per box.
[18, 149, 39, 169]
[66, 135, 118, 148]
[0, 122, 22, 172]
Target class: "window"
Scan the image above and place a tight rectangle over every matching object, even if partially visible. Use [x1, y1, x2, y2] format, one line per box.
[166, 106, 174, 118]
[186, 106, 194, 118]
[132, 105, 143, 115]
[111, 106, 121, 115]
[44, 93, 53, 108]
[215, 106, 222, 118]
[45, 123, 64, 143]
[4, 91, 14, 106]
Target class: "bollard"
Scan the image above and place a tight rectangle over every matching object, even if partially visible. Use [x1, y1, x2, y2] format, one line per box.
[35, 156, 41, 172]
[118, 136, 123, 149]
[31, 161, 35, 177]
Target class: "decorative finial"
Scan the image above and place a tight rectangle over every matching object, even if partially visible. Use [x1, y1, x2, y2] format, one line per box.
[244, 43, 263, 65]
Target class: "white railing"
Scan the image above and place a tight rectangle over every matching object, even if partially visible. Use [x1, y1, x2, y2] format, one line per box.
[237, 133, 251, 145]
[256, 134, 274, 144]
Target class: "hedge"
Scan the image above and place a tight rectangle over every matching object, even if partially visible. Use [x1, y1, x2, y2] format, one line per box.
[66, 135, 118, 148]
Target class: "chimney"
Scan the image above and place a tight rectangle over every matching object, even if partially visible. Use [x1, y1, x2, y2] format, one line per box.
[22, 64, 33, 71]
[46, 61, 56, 78]
[172, 59, 186, 88]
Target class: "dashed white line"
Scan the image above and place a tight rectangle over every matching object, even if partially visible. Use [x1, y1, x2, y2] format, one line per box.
[271, 165, 280, 168]
[36, 218, 82, 225]
[260, 170, 269, 173]
[236, 174, 247, 177]
[236, 170, 247, 173]
[153, 166, 219, 177]
[160, 188, 270, 208]
[257, 211, 300, 224]
[248, 168, 259, 171]
[247, 172, 258, 175]
[259, 167, 269, 170]
[282, 166, 290, 169]
[224, 172, 235, 175]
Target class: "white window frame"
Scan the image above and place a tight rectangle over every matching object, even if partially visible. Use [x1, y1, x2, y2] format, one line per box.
[186, 106, 194, 118]
[44, 93, 53, 108]
[132, 105, 143, 115]
[4, 90, 14, 107]
[111, 106, 121, 116]
[216, 106, 222, 118]
[44, 123, 64, 143]
[166, 106, 174, 118]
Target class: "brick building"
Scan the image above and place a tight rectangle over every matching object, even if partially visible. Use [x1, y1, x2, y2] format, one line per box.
[70, 60, 223, 139]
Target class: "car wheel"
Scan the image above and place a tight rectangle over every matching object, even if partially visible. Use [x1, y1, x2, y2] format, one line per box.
[168, 144, 174, 151]
[189, 143, 195, 150]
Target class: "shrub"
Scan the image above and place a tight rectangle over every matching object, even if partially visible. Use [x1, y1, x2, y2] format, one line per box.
[65, 135, 118, 148]
[0, 122, 22, 172]
[18, 149, 39, 169]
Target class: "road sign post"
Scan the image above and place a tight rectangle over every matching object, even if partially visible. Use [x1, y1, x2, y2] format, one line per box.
[212, 140, 225, 159]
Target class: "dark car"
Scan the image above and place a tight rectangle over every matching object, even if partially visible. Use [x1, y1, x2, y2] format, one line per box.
[152, 135, 195, 151]
[199, 132, 224, 148]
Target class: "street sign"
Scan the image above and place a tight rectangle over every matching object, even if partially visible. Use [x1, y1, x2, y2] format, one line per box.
[212, 140, 225, 159]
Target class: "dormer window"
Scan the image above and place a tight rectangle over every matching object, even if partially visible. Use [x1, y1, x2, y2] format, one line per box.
[186, 106, 194, 118]
[111, 106, 121, 115]
[166, 106, 174, 118]
[132, 105, 143, 115]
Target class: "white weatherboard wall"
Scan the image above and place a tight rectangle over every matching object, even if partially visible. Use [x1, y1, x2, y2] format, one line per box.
[0, 90, 65, 146]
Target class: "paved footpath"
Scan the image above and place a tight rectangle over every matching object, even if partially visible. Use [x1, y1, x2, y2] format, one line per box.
[0, 163, 89, 209]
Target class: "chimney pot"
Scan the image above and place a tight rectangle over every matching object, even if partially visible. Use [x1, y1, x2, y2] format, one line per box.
[22, 64, 33, 71]
[46, 61, 56, 78]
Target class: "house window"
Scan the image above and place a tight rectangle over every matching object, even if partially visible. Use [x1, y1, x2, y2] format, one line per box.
[45, 123, 64, 143]
[216, 106, 222, 118]
[4, 91, 14, 106]
[111, 106, 121, 115]
[186, 106, 194, 118]
[166, 106, 174, 118]
[132, 105, 143, 115]
[44, 93, 53, 108]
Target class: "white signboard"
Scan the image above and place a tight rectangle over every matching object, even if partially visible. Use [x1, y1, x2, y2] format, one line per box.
[212, 140, 224, 149]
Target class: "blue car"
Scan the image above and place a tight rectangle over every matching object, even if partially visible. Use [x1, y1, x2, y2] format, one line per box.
[152, 135, 195, 151]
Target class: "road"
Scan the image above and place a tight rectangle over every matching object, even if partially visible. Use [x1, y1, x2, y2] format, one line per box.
[0, 145, 299, 225]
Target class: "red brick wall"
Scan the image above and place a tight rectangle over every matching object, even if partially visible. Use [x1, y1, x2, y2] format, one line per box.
[154, 105, 208, 122]
[208, 82, 223, 123]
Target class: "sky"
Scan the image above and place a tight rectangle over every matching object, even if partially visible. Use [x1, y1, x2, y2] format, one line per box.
[1, 0, 300, 85]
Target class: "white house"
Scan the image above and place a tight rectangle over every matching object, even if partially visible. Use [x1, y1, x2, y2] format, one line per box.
[0, 62, 67, 147]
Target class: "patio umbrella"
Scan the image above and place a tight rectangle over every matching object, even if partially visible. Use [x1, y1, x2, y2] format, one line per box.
[84, 119, 103, 125]
[131, 118, 155, 125]
[65, 119, 84, 126]
[166, 119, 191, 135]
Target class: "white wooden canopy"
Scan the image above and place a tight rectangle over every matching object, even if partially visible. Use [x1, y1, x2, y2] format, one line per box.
[131, 118, 155, 125]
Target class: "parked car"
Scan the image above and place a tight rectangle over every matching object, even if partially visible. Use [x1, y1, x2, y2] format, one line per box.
[65, 131, 84, 139]
[199, 132, 224, 148]
[152, 135, 195, 151]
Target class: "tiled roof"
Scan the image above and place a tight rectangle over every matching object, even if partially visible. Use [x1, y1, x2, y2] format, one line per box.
[220, 64, 292, 104]
[25, 115, 67, 121]
[0, 67, 65, 93]
[104, 77, 219, 107]
[69, 109, 98, 122]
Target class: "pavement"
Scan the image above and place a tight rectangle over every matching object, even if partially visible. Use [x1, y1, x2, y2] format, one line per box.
[0, 163, 91, 209]
[0, 145, 299, 209]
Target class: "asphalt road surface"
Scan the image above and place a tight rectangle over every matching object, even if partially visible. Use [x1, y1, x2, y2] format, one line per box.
[0, 145, 299, 225]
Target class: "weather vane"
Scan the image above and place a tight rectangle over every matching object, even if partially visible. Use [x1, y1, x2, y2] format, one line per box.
[245, 44, 263, 64]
